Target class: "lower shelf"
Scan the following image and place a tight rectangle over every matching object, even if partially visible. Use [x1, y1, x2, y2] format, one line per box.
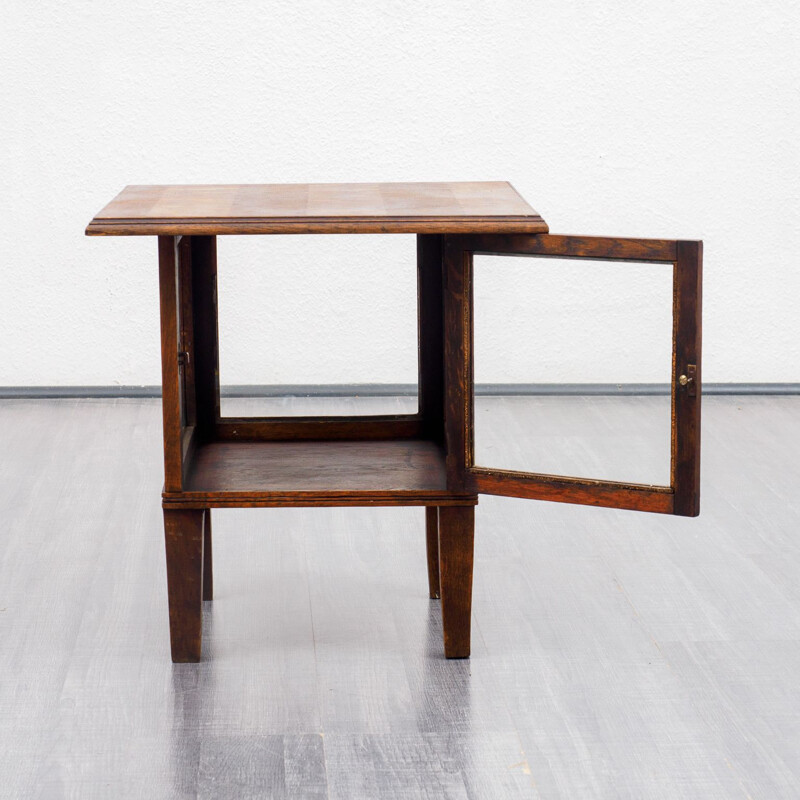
[164, 438, 476, 508]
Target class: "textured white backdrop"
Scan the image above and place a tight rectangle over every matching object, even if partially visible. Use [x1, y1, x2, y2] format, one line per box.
[1, 1, 798, 387]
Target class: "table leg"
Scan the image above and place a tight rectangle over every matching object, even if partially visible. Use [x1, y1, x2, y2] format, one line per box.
[425, 506, 440, 599]
[163, 508, 205, 662]
[438, 505, 474, 658]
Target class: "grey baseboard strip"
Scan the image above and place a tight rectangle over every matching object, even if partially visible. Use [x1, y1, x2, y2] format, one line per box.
[1, 383, 799, 399]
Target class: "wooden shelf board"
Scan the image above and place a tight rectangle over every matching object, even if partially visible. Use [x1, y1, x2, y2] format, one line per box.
[165, 439, 476, 508]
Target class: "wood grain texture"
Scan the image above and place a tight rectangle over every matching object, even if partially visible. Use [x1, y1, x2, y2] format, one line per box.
[177, 237, 197, 428]
[417, 234, 445, 444]
[167, 439, 477, 508]
[469, 468, 673, 513]
[672, 240, 703, 516]
[85, 182, 549, 236]
[425, 507, 440, 600]
[442, 237, 472, 492]
[190, 236, 221, 437]
[157, 235, 183, 492]
[438, 505, 474, 659]
[325, 733, 534, 799]
[163, 508, 205, 662]
[458, 232, 677, 262]
[119, 221, 698, 686]
[1, 395, 799, 798]
[214, 416, 422, 442]
[445, 232, 702, 517]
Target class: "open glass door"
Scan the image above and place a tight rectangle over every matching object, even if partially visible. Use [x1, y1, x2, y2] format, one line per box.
[443, 234, 702, 516]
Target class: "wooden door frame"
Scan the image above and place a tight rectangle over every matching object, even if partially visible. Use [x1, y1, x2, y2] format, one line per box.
[442, 233, 702, 516]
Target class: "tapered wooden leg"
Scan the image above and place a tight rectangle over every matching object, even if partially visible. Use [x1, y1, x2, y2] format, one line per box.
[202, 509, 213, 601]
[163, 508, 205, 662]
[438, 505, 474, 659]
[425, 507, 441, 599]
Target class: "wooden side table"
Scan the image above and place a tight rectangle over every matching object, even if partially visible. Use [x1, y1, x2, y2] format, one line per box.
[86, 182, 702, 663]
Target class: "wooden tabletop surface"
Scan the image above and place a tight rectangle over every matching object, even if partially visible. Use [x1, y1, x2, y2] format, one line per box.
[85, 181, 548, 235]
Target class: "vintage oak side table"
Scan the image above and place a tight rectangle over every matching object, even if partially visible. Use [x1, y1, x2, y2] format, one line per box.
[86, 182, 702, 663]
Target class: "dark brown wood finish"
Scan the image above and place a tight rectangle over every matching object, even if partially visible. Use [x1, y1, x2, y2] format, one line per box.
[444, 232, 703, 516]
[469, 470, 674, 514]
[672, 240, 703, 516]
[165, 494, 476, 510]
[442, 237, 472, 492]
[215, 416, 423, 441]
[425, 507, 441, 600]
[165, 439, 477, 509]
[163, 508, 205, 662]
[438, 505, 474, 658]
[460, 233, 677, 262]
[417, 235, 445, 443]
[157, 236, 183, 492]
[89, 183, 702, 662]
[190, 236, 221, 437]
[180, 425, 198, 486]
[177, 237, 197, 428]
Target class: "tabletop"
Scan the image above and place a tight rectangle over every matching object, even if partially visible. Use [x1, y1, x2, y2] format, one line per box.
[85, 181, 548, 236]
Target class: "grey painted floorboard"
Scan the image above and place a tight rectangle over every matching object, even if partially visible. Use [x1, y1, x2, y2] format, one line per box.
[0, 396, 799, 798]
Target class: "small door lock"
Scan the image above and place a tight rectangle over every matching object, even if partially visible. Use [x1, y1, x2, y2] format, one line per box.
[678, 364, 697, 396]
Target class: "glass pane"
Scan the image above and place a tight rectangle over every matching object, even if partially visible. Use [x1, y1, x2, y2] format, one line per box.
[473, 255, 672, 486]
[217, 235, 419, 417]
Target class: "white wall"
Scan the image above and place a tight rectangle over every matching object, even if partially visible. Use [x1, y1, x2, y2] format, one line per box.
[1, 1, 798, 387]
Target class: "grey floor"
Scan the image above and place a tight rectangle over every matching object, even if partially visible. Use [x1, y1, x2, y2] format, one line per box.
[1, 395, 799, 799]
